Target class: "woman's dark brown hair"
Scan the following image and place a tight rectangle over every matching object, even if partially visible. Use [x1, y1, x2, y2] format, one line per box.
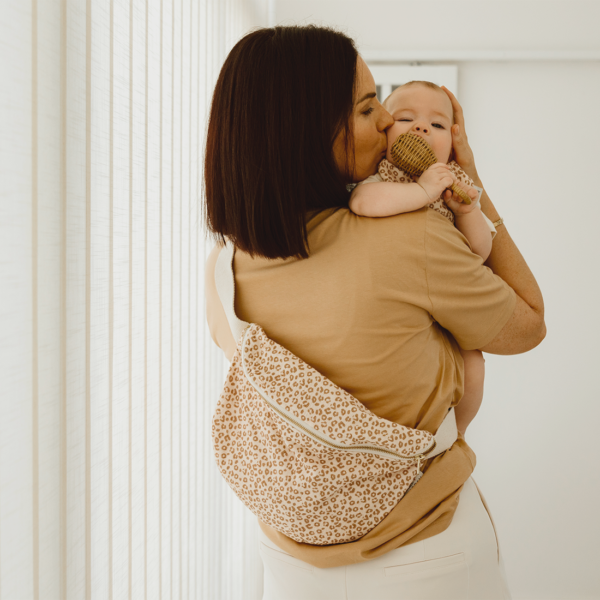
[204, 25, 358, 259]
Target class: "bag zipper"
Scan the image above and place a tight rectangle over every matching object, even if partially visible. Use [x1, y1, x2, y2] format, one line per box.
[240, 326, 436, 462]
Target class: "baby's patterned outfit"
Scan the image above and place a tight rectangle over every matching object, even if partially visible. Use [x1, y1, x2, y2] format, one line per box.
[357, 158, 497, 239]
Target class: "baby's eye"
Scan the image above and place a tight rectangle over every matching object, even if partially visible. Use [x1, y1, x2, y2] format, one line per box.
[432, 123, 444, 129]
[398, 118, 411, 122]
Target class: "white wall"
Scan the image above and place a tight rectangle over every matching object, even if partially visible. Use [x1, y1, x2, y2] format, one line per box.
[276, 0, 600, 53]
[275, 2, 600, 599]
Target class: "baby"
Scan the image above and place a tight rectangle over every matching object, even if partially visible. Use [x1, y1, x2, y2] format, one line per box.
[349, 81, 498, 435]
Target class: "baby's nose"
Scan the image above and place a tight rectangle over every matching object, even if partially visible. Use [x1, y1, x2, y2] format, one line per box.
[413, 123, 429, 134]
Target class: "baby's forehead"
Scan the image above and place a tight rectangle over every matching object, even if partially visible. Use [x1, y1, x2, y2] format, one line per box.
[386, 85, 453, 121]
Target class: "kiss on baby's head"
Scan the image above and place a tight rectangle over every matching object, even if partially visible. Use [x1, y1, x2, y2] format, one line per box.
[381, 81, 456, 165]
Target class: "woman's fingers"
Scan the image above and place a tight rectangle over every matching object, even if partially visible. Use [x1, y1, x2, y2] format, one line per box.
[440, 87, 479, 181]
[440, 86, 469, 147]
[441, 86, 465, 129]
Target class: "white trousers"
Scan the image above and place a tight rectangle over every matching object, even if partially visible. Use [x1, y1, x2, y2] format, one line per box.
[258, 477, 512, 600]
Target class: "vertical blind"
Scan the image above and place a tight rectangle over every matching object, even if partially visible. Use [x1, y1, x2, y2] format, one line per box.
[0, 1, 267, 598]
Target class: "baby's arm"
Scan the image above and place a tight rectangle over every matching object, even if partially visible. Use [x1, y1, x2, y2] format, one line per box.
[350, 163, 457, 218]
[454, 348, 485, 435]
[446, 195, 493, 261]
[349, 181, 430, 217]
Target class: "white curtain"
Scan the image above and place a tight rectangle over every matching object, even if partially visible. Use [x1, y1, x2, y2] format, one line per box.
[0, 1, 267, 598]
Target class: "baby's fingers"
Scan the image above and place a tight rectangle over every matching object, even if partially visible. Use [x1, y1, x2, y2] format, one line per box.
[453, 180, 478, 202]
[429, 162, 451, 173]
[442, 175, 455, 188]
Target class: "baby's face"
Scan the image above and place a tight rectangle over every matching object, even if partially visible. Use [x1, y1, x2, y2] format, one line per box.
[384, 85, 453, 165]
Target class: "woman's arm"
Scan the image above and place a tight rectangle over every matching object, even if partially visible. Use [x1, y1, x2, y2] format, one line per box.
[441, 86, 546, 354]
[478, 191, 546, 354]
[349, 181, 430, 217]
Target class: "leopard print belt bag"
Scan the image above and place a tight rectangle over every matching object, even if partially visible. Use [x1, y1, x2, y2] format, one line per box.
[212, 242, 458, 545]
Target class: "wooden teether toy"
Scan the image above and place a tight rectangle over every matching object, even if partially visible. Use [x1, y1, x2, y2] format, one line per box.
[390, 133, 472, 204]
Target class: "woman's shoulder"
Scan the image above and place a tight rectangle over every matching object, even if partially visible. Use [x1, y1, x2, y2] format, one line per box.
[312, 206, 462, 254]
[320, 205, 457, 230]
[312, 206, 430, 241]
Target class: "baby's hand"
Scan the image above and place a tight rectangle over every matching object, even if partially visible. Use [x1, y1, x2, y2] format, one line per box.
[417, 163, 456, 202]
[442, 182, 479, 215]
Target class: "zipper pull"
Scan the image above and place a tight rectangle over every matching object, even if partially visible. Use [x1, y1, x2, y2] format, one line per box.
[415, 454, 424, 475]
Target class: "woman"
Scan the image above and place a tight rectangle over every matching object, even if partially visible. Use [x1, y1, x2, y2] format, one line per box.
[204, 25, 545, 600]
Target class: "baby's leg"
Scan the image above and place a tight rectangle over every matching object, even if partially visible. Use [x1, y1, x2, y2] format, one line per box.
[455, 349, 485, 435]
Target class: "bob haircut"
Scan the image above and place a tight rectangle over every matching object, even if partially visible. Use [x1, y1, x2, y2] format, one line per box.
[204, 26, 358, 259]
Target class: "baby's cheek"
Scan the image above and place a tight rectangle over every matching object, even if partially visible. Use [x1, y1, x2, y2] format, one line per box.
[385, 132, 394, 153]
[385, 129, 400, 163]
[386, 122, 404, 144]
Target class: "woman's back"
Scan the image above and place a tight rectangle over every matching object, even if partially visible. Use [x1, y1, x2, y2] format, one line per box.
[232, 206, 515, 432]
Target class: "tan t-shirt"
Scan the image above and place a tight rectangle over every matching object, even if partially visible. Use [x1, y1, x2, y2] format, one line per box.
[205, 206, 516, 569]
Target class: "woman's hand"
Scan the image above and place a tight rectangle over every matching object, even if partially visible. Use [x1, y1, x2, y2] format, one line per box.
[440, 86, 480, 185]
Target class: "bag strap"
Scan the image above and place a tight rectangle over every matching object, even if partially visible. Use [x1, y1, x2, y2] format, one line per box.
[214, 242, 457, 453]
[427, 407, 457, 459]
[214, 241, 250, 343]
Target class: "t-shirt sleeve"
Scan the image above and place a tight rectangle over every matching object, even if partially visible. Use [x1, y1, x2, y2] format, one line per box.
[424, 209, 517, 350]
